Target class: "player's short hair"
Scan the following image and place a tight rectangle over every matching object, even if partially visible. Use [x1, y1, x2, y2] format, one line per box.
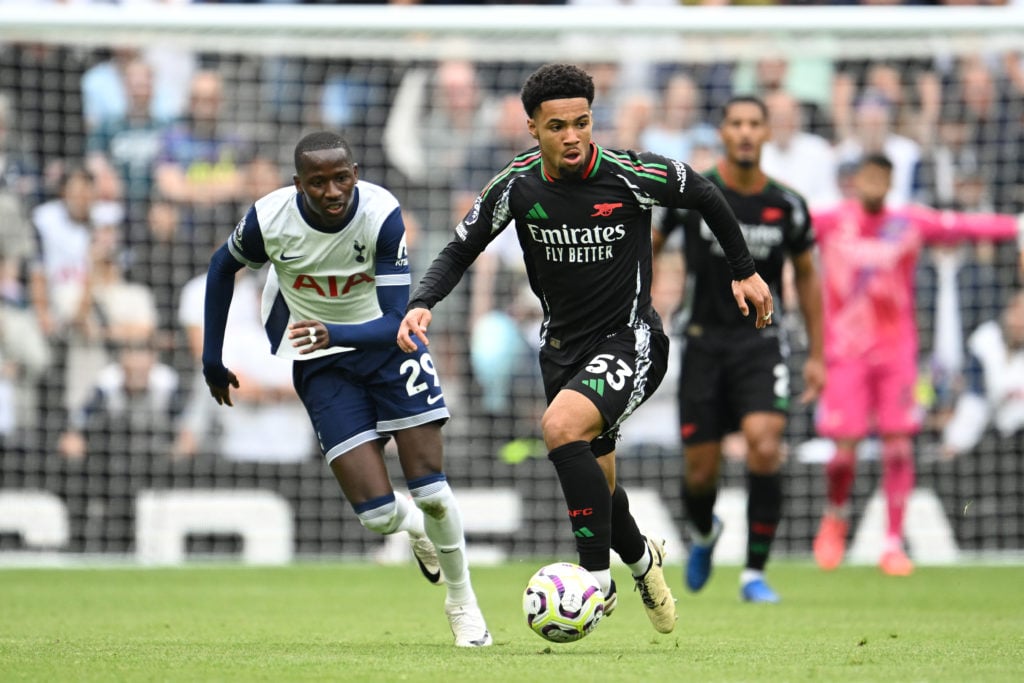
[293, 131, 353, 173]
[719, 95, 768, 125]
[520, 64, 595, 118]
[859, 153, 894, 173]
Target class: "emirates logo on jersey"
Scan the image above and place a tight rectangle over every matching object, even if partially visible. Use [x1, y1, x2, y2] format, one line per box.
[591, 202, 623, 218]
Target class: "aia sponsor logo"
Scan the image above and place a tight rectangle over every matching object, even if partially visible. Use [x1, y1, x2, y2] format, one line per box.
[591, 202, 623, 218]
[761, 206, 783, 222]
[681, 423, 698, 439]
[292, 273, 374, 297]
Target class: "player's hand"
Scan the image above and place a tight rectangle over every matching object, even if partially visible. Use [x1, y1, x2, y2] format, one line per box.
[398, 308, 432, 352]
[205, 368, 240, 407]
[801, 356, 826, 404]
[289, 320, 328, 355]
[731, 273, 774, 329]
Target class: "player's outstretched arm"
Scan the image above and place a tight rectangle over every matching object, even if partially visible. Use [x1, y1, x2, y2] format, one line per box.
[202, 243, 246, 407]
[731, 273, 774, 329]
[398, 307, 432, 352]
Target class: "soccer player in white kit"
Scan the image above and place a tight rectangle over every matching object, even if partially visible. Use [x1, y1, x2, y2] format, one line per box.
[201, 131, 491, 647]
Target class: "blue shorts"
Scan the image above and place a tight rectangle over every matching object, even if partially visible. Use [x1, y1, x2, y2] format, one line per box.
[292, 343, 449, 462]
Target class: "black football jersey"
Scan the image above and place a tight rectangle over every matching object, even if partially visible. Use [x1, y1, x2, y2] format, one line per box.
[659, 165, 815, 331]
[410, 142, 755, 366]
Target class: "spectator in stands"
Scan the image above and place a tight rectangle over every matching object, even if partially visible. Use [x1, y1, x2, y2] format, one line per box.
[0, 164, 50, 438]
[640, 73, 718, 163]
[86, 57, 170, 248]
[761, 90, 841, 209]
[56, 321, 183, 554]
[81, 46, 188, 133]
[943, 289, 1024, 458]
[57, 325, 181, 462]
[0, 43, 88, 183]
[0, 92, 41, 206]
[954, 56, 1024, 214]
[29, 166, 110, 415]
[835, 94, 922, 207]
[610, 90, 655, 151]
[154, 69, 250, 274]
[916, 238, 1015, 428]
[915, 106, 987, 211]
[122, 198, 193, 367]
[733, 56, 833, 134]
[384, 59, 499, 240]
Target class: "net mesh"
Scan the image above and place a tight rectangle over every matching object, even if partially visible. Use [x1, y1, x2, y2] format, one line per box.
[0, 5, 1022, 563]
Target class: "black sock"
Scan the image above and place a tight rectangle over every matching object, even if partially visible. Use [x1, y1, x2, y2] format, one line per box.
[746, 471, 783, 572]
[610, 485, 646, 566]
[548, 441, 611, 572]
[683, 481, 717, 537]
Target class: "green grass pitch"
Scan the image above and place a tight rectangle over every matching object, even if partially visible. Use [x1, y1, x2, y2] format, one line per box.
[1, 562, 1022, 682]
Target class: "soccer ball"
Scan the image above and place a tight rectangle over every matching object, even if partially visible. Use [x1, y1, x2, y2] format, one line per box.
[522, 562, 605, 643]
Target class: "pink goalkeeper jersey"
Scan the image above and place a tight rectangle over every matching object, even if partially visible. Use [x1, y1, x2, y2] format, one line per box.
[813, 200, 1018, 363]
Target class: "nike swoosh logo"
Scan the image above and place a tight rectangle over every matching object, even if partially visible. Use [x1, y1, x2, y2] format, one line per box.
[279, 253, 303, 261]
[427, 393, 444, 405]
[440, 548, 457, 554]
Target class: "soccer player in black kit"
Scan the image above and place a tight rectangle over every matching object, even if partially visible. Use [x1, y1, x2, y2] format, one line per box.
[398, 64, 773, 634]
[654, 95, 825, 603]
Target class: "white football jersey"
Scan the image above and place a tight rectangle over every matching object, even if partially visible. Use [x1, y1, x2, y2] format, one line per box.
[227, 182, 410, 360]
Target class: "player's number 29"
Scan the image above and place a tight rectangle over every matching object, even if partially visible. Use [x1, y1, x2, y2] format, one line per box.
[400, 355, 440, 397]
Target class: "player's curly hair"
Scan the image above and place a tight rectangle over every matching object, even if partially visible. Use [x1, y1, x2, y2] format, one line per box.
[293, 131, 354, 172]
[520, 64, 595, 118]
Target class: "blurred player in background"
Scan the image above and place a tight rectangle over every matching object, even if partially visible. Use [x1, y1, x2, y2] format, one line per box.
[398, 63, 773, 634]
[812, 153, 1024, 576]
[654, 95, 824, 603]
[201, 132, 491, 647]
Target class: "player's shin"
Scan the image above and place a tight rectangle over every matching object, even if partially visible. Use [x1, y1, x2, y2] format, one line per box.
[683, 481, 719, 538]
[549, 441, 613, 594]
[409, 474, 475, 604]
[825, 445, 856, 514]
[882, 437, 915, 545]
[610, 485, 650, 575]
[746, 471, 782, 571]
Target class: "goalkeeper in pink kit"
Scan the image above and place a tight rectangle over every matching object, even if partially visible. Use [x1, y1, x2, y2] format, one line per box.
[812, 153, 1024, 576]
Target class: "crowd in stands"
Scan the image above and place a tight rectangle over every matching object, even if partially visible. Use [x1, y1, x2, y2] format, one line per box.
[1, 11, 1023, 465]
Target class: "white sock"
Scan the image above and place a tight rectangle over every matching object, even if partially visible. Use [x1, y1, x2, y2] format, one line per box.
[393, 493, 426, 537]
[740, 569, 763, 587]
[591, 568, 612, 596]
[355, 493, 426, 539]
[627, 544, 652, 578]
[410, 479, 475, 605]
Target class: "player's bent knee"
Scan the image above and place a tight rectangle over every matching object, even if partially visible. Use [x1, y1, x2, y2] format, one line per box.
[409, 474, 455, 521]
[354, 494, 401, 535]
[746, 440, 784, 474]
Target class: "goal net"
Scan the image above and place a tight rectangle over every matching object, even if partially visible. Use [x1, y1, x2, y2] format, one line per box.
[1, 4, 1022, 564]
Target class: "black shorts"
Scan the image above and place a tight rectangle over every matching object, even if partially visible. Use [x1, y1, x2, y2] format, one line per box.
[541, 326, 669, 456]
[678, 325, 788, 445]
